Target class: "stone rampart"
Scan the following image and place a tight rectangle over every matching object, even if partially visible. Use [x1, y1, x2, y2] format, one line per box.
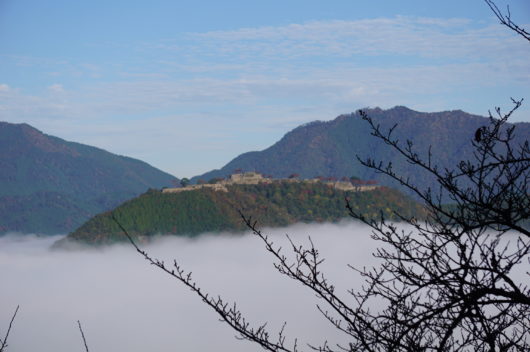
[162, 173, 379, 193]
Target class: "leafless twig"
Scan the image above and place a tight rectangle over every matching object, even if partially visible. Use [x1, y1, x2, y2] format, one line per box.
[77, 320, 90, 352]
[112, 214, 300, 351]
[0, 306, 19, 352]
[485, 0, 530, 41]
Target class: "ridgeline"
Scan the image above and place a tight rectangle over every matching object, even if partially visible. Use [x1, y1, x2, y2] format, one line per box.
[58, 178, 424, 246]
[0, 121, 175, 234]
[191, 107, 530, 199]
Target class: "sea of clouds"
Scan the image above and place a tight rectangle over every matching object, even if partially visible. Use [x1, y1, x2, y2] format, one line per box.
[0, 221, 384, 352]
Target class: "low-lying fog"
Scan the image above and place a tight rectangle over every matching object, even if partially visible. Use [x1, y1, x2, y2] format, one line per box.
[1, 221, 382, 352]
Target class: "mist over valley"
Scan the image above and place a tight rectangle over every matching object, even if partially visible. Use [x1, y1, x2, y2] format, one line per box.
[0, 221, 379, 352]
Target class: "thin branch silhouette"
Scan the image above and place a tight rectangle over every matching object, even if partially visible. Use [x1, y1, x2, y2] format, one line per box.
[0, 306, 19, 352]
[77, 320, 90, 352]
[112, 214, 299, 351]
[485, 0, 530, 41]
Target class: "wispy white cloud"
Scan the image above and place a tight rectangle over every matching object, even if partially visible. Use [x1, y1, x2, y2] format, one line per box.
[47, 83, 64, 93]
[183, 17, 528, 61]
[4, 61, 525, 119]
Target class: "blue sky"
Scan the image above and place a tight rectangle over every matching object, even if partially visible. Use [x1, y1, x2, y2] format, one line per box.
[0, 0, 529, 177]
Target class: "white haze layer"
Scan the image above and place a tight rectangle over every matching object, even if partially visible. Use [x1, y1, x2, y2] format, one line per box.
[2, 222, 528, 351]
[0, 221, 380, 352]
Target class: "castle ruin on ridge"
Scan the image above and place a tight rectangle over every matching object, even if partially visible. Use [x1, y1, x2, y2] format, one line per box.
[162, 172, 379, 194]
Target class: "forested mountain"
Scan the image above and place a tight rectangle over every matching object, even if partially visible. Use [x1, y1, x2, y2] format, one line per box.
[5, 107, 527, 236]
[192, 106, 530, 196]
[0, 122, 176, 234]
[58, 181, 424, 246]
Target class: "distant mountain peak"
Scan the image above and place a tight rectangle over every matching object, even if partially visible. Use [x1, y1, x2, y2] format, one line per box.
[2, 120, 83, 157]
[191, 107, 529, 194]
[297, 120, 325, 129]
[0, 121, 176, 234]
[1, 121, 45, 135]
[388, 105, 414, 112]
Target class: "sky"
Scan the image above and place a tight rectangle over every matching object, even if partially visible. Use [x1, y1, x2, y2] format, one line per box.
[0, 0, 529, 177]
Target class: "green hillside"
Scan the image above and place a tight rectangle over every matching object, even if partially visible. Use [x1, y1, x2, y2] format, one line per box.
[0, 122, 176, 234]
[59, 181, 424, 246]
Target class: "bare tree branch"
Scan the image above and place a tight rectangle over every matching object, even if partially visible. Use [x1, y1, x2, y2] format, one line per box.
[485, 0, 530, 42]
[77, 320, 90, 352]
[0, 306, 19, 352]
[342, 99, 530, 351]
[112, 214, 300, 352]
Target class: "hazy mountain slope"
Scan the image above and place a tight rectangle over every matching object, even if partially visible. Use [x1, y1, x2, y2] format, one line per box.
[0, 122, 176, 234]
[59, 181, 424, 246]
[192, 106, 530, 195]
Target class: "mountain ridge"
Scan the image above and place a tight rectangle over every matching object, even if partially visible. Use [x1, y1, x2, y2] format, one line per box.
[0, 121, 176, 234]
[191, 106, 529, 197]
[59, 180, 424, 246]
